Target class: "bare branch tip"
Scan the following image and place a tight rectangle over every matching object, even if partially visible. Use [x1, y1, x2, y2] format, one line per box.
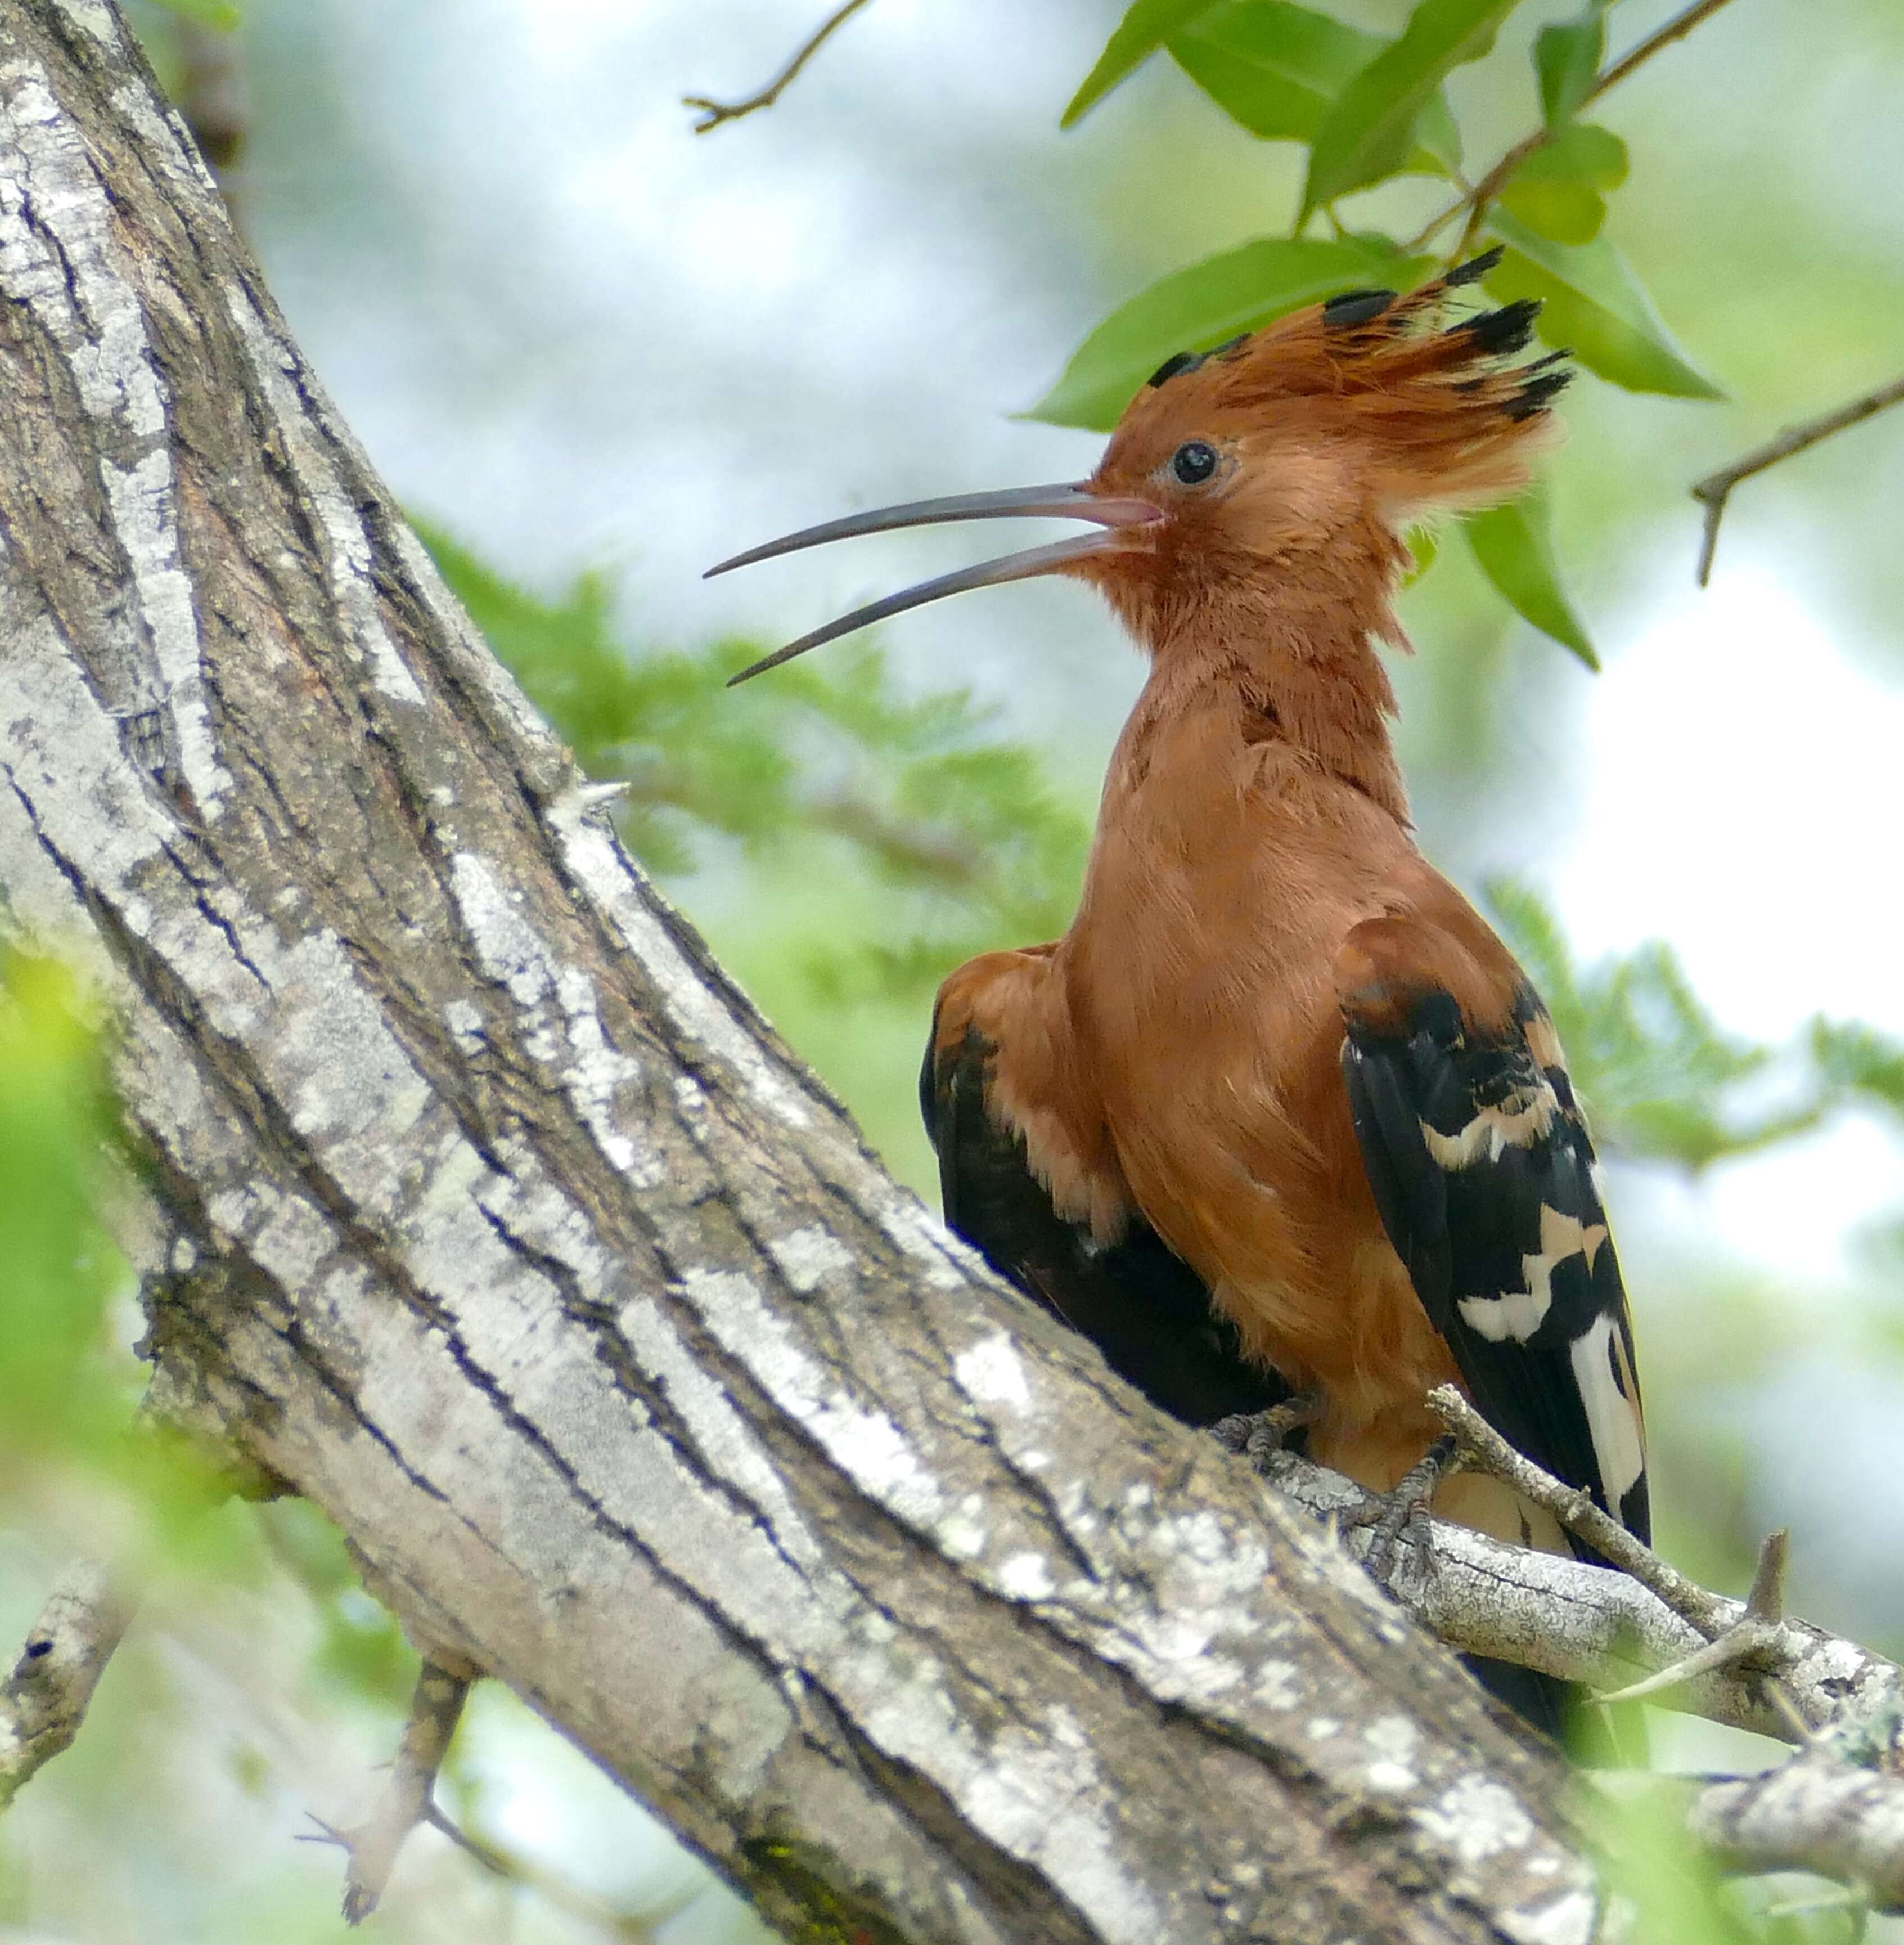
[683, 0, 872, 136]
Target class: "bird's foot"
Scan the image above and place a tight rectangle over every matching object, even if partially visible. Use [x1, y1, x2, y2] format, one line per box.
[1212, 1390, 1322, 1475]
[1351, 1434, 1458, 1591]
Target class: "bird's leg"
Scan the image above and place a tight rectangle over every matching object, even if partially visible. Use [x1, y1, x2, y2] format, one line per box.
[1354, 1434, 1460, 1591]
[1212, 1390, 1323, 1475]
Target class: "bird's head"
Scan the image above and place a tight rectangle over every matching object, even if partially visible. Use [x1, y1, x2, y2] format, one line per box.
[712, 249, 1568, 684]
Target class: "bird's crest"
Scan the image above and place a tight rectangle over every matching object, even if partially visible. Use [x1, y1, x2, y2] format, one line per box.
[1137, 247, 1569, 516]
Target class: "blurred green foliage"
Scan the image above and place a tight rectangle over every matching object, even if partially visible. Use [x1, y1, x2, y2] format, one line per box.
[145, 0, 240, 27]
[418, 522, 1091, 1004]
[0, 955, 120, 1467]
[1489, 878, 1904, 1175]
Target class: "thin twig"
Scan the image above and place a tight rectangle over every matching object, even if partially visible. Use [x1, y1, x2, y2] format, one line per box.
[683, 0, 872, 134]
[1425, 1385, 1735, 1638]
[302, 1656, 475, 1923]
[1256, 1443, 1896, 1744]
[0, 1559, 129, 1813]
[1421, 1394, 1830, 1733]
[1691, 373, 1904, 583]
[1593, 1617, 1783, 1708]
[1407, 0, 1744, 255]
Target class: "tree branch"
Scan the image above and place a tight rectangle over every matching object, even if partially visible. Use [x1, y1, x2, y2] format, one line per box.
[1691, 373, 1904, 583]
[683, 0, 872, 134]
[1409, 0, 1744, 257]
[1693, 1742, 1904, 1911]
[0, 1560, 128, 1812]
[304, 1656, 476, 1922]
[1428, 1386, 1732, 1636]
[1266, 1448, 1904, 1913]
[1259, 1450, 1897, 1745]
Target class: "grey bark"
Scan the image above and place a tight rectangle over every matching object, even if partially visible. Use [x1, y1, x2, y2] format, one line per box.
[0, 5, 1606, 1940]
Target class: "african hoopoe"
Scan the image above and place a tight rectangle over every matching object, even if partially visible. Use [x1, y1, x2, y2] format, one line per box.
[710, 251, 1646, 1741]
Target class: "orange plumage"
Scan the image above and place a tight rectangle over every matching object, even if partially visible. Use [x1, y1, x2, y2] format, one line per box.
[713, 254, 1646, 1733]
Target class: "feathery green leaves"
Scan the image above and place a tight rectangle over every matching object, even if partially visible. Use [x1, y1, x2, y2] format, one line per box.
[420, 522, 1090, 1000]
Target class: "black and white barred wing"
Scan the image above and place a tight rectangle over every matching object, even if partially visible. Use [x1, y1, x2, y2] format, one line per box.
[922, 1018, 1291, 1430]
[1340, 978, 1650, 1548]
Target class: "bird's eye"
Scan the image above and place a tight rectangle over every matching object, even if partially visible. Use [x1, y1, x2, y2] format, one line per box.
[1171, 441, 1218, 487]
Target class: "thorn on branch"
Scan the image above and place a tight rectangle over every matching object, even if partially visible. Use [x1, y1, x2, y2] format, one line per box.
[303, 1655, 475, 1923]
[683, 0, 872, 135]
[1593, 1530, 1796, 1712]
[0, 1559, 129, 1814]
[1691, 373, 1904, 584]
[1425, 1384, 1734, 1638]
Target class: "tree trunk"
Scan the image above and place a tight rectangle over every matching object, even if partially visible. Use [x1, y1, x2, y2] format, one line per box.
[0, 7, 1600, 1939]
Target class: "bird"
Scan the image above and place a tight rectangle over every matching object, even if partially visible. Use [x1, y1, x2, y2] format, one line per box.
[708, 249, 1646, 1746]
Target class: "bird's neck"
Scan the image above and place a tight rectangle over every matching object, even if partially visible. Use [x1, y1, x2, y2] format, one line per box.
[1119, 605, 1410, 825]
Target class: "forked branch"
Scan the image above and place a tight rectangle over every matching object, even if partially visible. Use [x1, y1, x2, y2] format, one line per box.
[1692, 372, 1904, 583]
[684, 0, 872, 134]
[1262, 1409, 1904, 1914]
[1408, 0, 1744, 256]
[302, 1656, 475, 1923]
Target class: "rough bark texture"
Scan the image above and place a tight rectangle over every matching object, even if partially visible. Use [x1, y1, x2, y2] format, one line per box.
[0, 7, 1605, 1940]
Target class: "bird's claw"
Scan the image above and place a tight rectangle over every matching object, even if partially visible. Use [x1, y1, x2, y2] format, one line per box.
[1212, 1390, 1322, 1476]
[1352, 1434, 1457, 1591]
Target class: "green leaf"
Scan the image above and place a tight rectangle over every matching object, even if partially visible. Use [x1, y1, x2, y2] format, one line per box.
[1301, 0, 1522, 215]
[1412, 91, 1464, 176]
[1534, 0, 1606, 127]
[1483, 208, 1723, 399]
[1062, 0, 1228, 127]
[1462, 487, 1597, 667]
[1497, 122, 1627, 243]
[1511, 122, 1628, 190]
[1402, 524, 1438, 585]
[1170, 1, 1460, 171]
[1167, 0, 1375, 143]
[1027, 235, 1428, 430]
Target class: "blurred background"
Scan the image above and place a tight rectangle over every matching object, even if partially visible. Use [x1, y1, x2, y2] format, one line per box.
[5, 0, 1904, 1937]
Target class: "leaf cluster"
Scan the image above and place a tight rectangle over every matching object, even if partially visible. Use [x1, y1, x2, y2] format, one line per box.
[1045, 0, 1732, 666]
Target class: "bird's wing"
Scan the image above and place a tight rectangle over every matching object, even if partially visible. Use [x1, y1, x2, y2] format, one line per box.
[924, 973, 1289, 1428]
[1335, 913, 1649, 1546]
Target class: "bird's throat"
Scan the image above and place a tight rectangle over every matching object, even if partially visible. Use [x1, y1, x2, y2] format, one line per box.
[1115, 616, 1411, 827]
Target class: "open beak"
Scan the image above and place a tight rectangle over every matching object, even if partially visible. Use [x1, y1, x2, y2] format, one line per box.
[705, 480, 1164, 686]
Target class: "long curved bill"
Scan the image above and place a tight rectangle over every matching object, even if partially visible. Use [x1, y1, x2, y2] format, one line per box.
[706, 480, 1162, 686]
